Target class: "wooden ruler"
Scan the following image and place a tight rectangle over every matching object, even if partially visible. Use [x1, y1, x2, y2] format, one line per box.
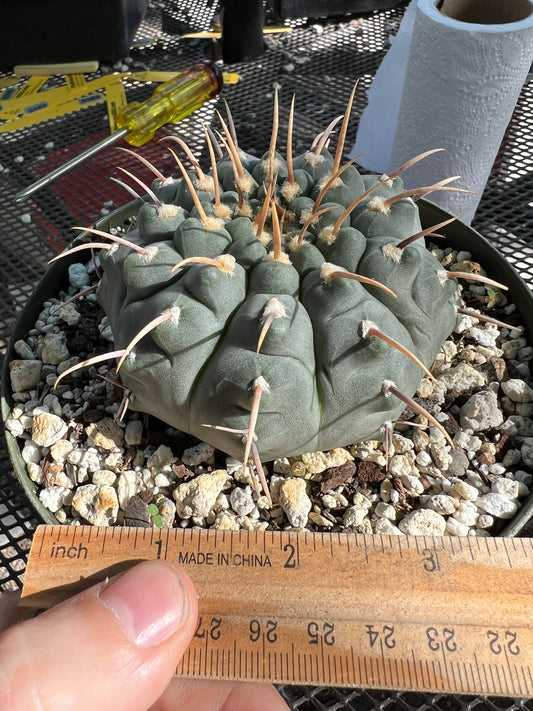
[19, 525, 533, 697]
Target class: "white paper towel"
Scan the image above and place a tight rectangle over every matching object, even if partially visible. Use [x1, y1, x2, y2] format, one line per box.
[352, 0, 533, 224]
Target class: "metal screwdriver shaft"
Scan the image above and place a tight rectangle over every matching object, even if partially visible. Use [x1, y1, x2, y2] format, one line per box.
[15, 61, 223, 203]
[15, 130, 128, 202]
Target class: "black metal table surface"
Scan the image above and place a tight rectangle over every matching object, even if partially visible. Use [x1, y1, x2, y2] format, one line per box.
[1, 1, 533, 709]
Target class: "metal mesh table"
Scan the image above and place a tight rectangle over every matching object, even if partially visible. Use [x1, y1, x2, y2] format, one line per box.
[1, 1, 533, 708]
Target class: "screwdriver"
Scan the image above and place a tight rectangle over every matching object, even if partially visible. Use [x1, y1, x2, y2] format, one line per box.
[15, 61, 223, 203]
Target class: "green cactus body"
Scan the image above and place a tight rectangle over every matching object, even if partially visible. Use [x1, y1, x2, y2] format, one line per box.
[96, 122, 458, 463]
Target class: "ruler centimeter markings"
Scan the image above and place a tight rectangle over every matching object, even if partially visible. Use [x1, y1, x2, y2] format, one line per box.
[18, 525, 533, 696]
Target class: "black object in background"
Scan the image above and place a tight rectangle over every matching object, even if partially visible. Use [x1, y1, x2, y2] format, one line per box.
[221, 0, 265, 63]
[273, 0, 404, 19]
[0, 0, 149, 66]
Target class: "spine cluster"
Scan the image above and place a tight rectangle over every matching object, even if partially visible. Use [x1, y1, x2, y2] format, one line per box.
[54, 89, 507, 473]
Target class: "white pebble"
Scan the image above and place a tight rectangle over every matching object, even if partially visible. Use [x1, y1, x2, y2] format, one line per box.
[41, 332, 70, 365]
[415, 450, 432, 468]
[502, 337, 527, 360]
[216, 491, 229, 509]
[507, 416, 533, 437]
[401, 474, 425, 495]
[67, 449, 84, 465]
[27, 462, 42, 484]
[72, 484, 119, 525]
[353, 492, 372, 508]
[491, 478, 520, 500]
[279, 478, 312, 528]
[477, 513, 494, 529]
[430, 443, 450, 471]
[68, 263, 91, 289]
[308, 512, 334, 527]
[476, 493, 518, 519]
[230, 486, 255, 516]
[104, 450, 122, 470]
[57, 303, 80, 326]
[9, 359, 42, 392]
[301, 447, 353, 474]
[50, 439, 74, 462]
[374, 501, 396, 520]
[427, 493, 456, 515]
[147, 445, 176, 471]
[373, 518, 403, 535]
[232, 462, 256, 486]
[502, 448, 521, 467]
[438, 363, 485, 393]
[467, 326, 499, 348]
[39, 486, 72, 512]
[460, 390, 503, 431]
[273, 457, 292, 475]
[181, 442, 215, 466]
[154, 473, 172, 488]
[322, 494, 338, 509]
[48, 469, 75, 489]
[32, 411, 68, 447]
[391, 434, 414, 453]
[465, 470, 489, 493]
[117, 470, 140, 510]
[453, 501, 479, 526]
[92, 469, 117, 486]
[380, 478, 392, 502]
[322, 491, 348, 509]
[452, 480, 479, 501]
[13, 340, 34, 359]
[125, 419, 143, 446]
[343, 506, 368, 528]
[488, 463, 506, 476]
[213, 511, 240, 530]
[173, 470, 228, 518]
[388, 454, 414, 478]
[5, 418, 25, 437]
[398, 509, 446, 536]
[446, 517, 470, 537]
[501, 378, 533, 403]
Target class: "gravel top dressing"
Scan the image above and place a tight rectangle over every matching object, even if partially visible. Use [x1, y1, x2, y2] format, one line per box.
[6, 242, 533, 537]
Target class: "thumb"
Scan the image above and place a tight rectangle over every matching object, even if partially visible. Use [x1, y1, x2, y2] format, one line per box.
[0, 560, 198, 711]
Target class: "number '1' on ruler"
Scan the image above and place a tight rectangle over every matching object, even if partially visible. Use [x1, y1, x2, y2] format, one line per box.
[18, 525, 533, 697]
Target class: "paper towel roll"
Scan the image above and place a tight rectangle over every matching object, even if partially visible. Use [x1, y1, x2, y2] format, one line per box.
[353, 0, 533, 224]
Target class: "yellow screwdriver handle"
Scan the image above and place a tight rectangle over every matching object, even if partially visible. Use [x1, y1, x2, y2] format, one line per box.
[116, 61, 224, 147]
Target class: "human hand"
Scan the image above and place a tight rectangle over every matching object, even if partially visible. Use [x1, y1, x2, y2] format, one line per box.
[0, 560, 290, 710]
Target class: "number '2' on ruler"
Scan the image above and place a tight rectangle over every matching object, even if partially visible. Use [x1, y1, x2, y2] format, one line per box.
[18, 525, 533, 697]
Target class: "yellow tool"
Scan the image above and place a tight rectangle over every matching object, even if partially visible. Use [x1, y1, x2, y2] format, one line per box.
[15, 61, 223, 203]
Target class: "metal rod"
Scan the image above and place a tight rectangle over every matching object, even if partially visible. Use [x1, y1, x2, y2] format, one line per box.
[15, 128, 128, 203]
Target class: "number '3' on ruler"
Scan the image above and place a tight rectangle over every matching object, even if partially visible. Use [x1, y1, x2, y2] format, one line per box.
[18, 525, 533, 697]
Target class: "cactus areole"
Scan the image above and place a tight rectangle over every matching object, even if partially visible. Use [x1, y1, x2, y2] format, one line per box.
[89, 93, 461, 464]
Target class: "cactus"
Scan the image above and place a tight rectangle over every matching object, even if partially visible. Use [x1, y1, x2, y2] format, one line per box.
[56, 89, 507, 467]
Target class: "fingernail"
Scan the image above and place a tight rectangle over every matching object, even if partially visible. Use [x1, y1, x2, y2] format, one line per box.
[99, 561, 188, 647]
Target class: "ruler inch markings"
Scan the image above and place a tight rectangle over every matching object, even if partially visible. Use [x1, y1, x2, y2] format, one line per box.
[17, 525, 533, 695]
[503, 538, 514, 569]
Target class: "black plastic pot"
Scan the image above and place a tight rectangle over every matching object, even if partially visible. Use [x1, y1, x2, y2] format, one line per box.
[2, 199, 533, 535]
